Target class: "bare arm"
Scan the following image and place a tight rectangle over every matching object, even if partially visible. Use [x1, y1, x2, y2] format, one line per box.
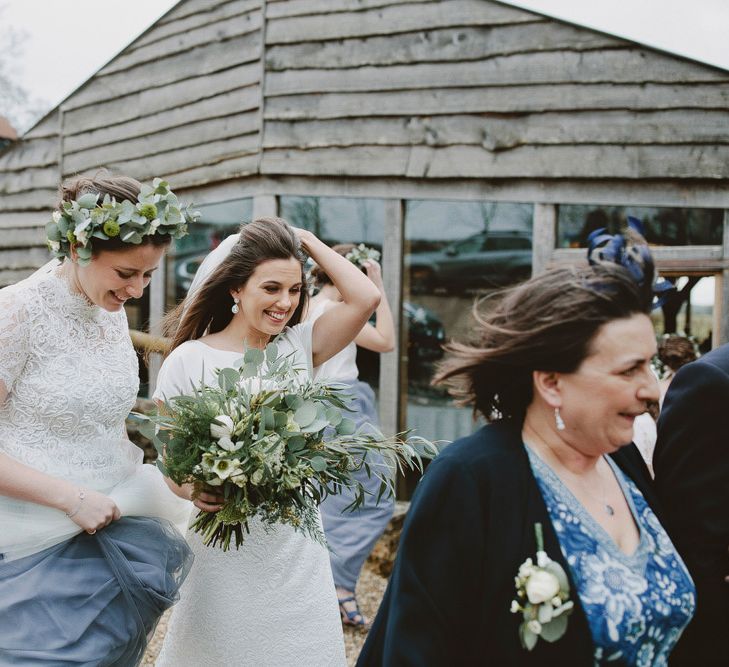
[297, 230, 380, 367]
[354, 260, 395, 353]
[0, 382, 120, 532]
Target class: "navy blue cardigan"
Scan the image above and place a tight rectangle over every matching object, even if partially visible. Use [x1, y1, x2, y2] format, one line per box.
[357, 421, 658, 666]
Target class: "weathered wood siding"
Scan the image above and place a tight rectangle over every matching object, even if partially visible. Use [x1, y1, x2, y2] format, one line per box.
[61, 0, 264, 188]
[260, 0, 729, 179]
[0, 112, 60, 286]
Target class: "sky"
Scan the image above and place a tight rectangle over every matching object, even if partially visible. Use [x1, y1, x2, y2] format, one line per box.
[2, 0, 724, 304]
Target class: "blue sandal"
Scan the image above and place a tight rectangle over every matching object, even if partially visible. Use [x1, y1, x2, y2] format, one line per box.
[338, 595, 367, 627]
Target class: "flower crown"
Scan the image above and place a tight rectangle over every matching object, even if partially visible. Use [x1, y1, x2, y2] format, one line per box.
[46, 178, 200, 265]
[345, 243, 381, 267]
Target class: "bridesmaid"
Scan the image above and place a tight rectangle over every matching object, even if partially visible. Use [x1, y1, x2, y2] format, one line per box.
[0, 173, 194, 665]
[306, 244, 396, 626]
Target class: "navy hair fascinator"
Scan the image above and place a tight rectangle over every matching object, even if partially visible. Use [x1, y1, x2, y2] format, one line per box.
[587, 216, 675, 310]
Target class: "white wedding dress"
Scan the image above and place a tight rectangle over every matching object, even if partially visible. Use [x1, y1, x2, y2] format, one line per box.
[154, 322, 346, 667]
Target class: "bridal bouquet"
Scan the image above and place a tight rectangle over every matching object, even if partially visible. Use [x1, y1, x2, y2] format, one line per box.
[137, 342, 435, 550]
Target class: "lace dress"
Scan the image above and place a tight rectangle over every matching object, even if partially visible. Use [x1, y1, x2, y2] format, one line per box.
[526, 447, 695, 666]
[154, 323, 347, 666]
[0, 269, 192, 666]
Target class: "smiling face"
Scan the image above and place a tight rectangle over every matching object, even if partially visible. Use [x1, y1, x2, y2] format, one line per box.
[230, 257, 303, 340]
[557, 313, 660, 454]
[71, 243, 167, 312]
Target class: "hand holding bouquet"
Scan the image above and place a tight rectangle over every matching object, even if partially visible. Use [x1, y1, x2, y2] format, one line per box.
[137, 342, 436, 550]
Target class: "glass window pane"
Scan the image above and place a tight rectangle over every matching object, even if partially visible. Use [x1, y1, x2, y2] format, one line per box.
[280, 195, 386, 388]
[558, 205, 723, 248]
[170, 198, 253, 303]
[403, 200, 533, 445]
[652, 275, 715, 354]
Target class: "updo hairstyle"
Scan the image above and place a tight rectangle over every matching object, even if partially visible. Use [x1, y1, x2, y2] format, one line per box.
[59, 171, 172, 254]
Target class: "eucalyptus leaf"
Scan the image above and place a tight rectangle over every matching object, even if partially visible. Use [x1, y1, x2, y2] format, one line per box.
[46, 222, 62, 241]
[337, 417, 356, 435]
[294, 401, 317, 427]
[301, 418, 330, 434]
[539, 613, 568, 643]
[262, 406, 275, 430]
[241, 363, 259, 379]
[310, 456, 327, 472]
[285, 394, 304, 410]
[77, 193, 99, 209]
[519, 623, 538, 651]
[218, 367, 240, 392]
[274, 411, 288, 429]
[244, 348, 265, 365]
[76, 246, 92, 259]
[287, 436, 306, 452]
[265, 342, 278, 363]
[325, 407, 342, 426]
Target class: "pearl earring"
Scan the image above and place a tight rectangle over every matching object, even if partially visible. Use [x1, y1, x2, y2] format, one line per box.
[231, 298, 239, 314]
[554, 407, 565, 431]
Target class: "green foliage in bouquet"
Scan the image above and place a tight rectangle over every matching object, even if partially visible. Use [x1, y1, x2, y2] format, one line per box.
[136, 342, 436, 551]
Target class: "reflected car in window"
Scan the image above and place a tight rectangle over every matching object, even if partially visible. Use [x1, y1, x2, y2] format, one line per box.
[406, 230, 532, 293]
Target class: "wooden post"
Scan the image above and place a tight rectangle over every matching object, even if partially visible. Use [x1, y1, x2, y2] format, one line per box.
[532, 203, 557, 276]
[379, 199, 404, 440]
[252, 194, 277, 219]
[147, 253, 166, 397]
[718, 210, 729, 346]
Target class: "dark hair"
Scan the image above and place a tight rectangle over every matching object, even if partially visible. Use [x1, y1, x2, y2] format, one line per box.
[310, 243, 355, 287]
[165, 217, 308, 354]
[433, 263, 653, 424]
[59, 171, 171, 254]
[657, 335, 698, 372]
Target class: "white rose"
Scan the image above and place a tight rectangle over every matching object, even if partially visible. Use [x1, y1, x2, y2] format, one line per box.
[75, 228, 89, 246]
[52, 211, 62, 223]
[527, 620, 542, 635]
[49, 240, 60, 252]
[525, 570, 561, 604]
[210, 415, 234, 440]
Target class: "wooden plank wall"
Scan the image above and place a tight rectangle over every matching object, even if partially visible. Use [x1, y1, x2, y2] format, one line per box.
[0, 112, 60, 286]
[61, 0, 265, 188]
[260, 0, 729, 180]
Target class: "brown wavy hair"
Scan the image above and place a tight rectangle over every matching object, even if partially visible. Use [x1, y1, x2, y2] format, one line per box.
[59, 171, 171, 254]
[433, 263, 653, 424]
[164, 217, 308, 354]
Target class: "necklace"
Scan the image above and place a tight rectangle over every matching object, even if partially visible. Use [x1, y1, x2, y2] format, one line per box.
[579, 456, 616, 517]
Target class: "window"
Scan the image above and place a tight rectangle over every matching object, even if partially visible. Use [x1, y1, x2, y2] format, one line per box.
[403, 200, 533, 446]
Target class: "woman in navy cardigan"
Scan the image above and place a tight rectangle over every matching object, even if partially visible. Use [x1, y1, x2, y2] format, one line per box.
[359, 244, 695, 666]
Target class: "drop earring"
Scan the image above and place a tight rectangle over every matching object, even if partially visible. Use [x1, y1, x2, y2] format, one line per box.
[554, 407, 565, 431]
[231, 298, 239, 314]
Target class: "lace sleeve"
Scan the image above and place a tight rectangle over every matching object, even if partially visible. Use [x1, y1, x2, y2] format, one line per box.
[0, 286, 31, 393]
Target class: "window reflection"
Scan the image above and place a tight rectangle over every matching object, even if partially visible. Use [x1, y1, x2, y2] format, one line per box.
[558, 205, 723, 248]
[171, 198, 253, 302]
[280, 195, 385, 388]
[404, 200, 533, 445]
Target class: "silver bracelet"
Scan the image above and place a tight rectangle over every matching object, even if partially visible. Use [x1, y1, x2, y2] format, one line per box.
[65, 489, 86, 518]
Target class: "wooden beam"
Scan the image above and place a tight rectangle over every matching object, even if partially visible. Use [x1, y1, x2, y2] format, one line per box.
[379, 198, 404, 440]
[719, 210, 729, 345]
[532, 203, 556, 275]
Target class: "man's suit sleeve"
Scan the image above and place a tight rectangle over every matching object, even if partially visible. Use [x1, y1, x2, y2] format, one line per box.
[654, 359, 729, 570]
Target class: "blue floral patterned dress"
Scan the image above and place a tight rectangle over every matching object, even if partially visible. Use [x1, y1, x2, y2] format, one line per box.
[526, 447, 695, 666]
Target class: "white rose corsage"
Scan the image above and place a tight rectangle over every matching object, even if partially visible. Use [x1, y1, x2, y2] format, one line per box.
[510, 523, 574, 651]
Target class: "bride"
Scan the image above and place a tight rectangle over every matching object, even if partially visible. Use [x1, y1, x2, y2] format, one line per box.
[153, 217, 380, 665]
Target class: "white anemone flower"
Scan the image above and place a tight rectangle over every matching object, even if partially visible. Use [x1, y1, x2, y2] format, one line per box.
[210, 415, 235, 440]
[218, 436, 243, 452]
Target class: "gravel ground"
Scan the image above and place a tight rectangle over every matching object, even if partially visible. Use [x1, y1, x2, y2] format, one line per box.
[141, 562, 388, 666]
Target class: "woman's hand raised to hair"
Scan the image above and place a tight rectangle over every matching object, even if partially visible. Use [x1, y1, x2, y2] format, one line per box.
[362, 259, 384, 290]
[64, 488, 121, 534]
[289, 226, 315, 251]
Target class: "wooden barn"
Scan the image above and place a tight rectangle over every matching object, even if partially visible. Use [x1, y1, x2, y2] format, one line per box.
[1, 0, 728, 445]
